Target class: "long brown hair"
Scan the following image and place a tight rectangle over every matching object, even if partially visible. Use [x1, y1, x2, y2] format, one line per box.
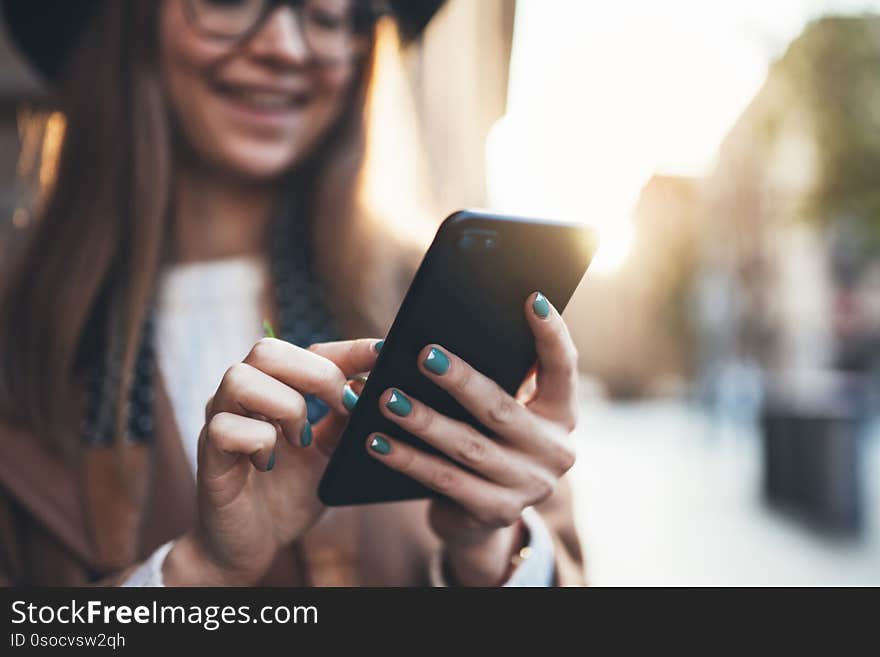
[0, 1, 423, 455]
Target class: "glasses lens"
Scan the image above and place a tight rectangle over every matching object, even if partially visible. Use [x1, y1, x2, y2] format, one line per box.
[301, 0, 369, 62]
[188, 0, 267, 38]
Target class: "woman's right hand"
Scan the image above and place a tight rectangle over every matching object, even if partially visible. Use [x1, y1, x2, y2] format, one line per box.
[162, 337, 381, 586]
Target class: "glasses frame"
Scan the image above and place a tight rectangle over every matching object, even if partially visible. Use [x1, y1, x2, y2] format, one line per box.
[182, 0, 390, 65]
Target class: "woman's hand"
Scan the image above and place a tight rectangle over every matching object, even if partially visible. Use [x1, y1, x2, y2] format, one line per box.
[163, 337, 380, 586]
[365, 292, 579, 586]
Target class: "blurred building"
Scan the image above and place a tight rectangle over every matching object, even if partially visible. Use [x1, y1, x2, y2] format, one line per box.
[697, 15, 880, 384]
[573, 15, 880, 402]
[567, 175, 701, 398]
[408, 0, 515, 212]
[691, 15, 880, 530]
[0, 18, 41, 224]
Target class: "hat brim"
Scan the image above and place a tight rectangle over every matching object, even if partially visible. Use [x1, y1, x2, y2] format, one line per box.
[390, 0, 446, 42]
[2, 0, 99, 80]
[2, 0, 446, 81]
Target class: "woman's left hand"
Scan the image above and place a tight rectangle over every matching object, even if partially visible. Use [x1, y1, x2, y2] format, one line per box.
[366, 292, 579, 586]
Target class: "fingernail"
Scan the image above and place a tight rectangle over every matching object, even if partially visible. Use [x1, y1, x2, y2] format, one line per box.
[342, 383, 359, 412]
[385, 388, 412, 417]
[300, 421, 312, 447]
[266, 451, 276, 471]
[423, 347, 449, 375]
[369, 434, 392, 455]
[374, 339, 384, 352]
[532, 292, 550, 319]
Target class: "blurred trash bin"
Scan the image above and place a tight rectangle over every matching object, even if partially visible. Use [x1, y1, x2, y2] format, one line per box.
[761, 371, 866, 533]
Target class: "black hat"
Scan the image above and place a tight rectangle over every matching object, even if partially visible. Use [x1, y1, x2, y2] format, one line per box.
[1, 0, 446, 80]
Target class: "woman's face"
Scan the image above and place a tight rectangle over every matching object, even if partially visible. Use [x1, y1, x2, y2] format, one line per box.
[159, 0, 360, 180]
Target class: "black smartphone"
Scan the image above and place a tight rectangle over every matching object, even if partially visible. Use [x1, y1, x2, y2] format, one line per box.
[318, 210, 597, 506]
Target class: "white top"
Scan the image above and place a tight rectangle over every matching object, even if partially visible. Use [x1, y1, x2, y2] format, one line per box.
[124, 255, 555, 586]
[154, 255, 269, 476]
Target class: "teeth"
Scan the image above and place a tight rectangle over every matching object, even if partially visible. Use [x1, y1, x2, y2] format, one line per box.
[242, 91, 291, 108]
[227, 88, 306, 109]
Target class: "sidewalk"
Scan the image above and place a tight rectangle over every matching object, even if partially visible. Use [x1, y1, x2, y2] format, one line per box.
[568, 385, 880, 585]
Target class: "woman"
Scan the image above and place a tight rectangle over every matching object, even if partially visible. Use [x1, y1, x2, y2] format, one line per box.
[0, 0, 585, 586]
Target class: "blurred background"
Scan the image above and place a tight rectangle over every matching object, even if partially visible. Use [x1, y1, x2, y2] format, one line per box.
[2, 0, 879, 584]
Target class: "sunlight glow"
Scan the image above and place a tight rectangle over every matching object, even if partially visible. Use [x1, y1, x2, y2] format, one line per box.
[486, 0, 880, 274]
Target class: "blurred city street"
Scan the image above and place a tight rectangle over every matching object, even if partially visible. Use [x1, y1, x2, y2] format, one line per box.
[3, 1, 880, 587]
[569, 379, 880, 585]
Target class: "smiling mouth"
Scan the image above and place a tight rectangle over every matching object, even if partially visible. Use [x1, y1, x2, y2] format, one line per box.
[214, 82, 312, 112]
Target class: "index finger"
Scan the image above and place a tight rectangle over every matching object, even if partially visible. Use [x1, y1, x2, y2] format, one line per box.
[241, 338, 367, 416]
[308, 338, 383, 376]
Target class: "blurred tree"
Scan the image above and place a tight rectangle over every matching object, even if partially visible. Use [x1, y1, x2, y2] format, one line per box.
[775, 15, 880, 246]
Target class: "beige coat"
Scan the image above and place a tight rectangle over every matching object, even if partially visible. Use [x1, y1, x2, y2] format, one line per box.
[0, 371, 586, 586]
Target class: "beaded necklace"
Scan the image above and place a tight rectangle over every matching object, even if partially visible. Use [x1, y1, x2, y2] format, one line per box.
[81, 206, 341, 446]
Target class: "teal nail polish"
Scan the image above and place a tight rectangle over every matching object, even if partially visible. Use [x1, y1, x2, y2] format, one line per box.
[374, 339, 384, 352]
[386, 388, 412, 416]
[300, 421, 312, 447]
[342, 384, 359, 412]
[423, 347, 449, 375]
[266, 451, 276, 471]
[532, 292, 550, 319]
[369, 434, 392, 455]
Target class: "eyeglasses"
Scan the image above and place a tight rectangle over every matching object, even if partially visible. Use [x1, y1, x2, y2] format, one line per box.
[183, 0, 385, 64]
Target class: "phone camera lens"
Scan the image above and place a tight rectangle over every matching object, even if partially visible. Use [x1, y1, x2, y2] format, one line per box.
[459, 235, 474, 250]
[484, 237, 496, 249]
